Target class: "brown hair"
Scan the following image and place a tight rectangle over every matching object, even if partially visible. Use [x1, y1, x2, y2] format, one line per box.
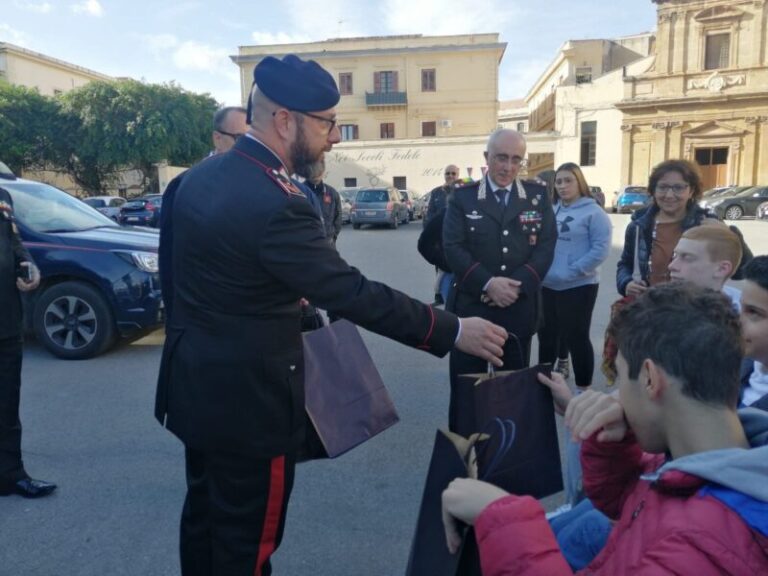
[648, 159, 704, 204]
[555, 162, 591, 198]
[681, 225, 742, 277]
[610, 282, 742, 407]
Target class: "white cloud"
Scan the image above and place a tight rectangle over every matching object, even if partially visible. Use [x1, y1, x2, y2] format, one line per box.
[13, 1, 53, 13]
[71, 0, 104, 17]
[250, 31, 313, 46]
[0, 23, 30, 46]
[146, 33, 179, 53]
[172, 40, 231, 73]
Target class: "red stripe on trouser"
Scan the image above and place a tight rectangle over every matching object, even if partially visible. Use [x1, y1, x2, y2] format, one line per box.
[253, 455, 286, 576]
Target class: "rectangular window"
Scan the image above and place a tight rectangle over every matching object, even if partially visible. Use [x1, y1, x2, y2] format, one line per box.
[374, 71, 398, 93]
[580, 121, 597, 166]
[695, 147, 729, 166]
[393, 176, 407, 190]
[516, 122, 526, 133]
[339, 124, 359, 141]
[380, 122, 395, 139]
[339, 73, 353, 95]
[575, 67, 592, 84]
[421, 68, 436, 92]
[344, 177, 357, 187]
[705, 33, 730, 70]
[421, 121, 436, 137]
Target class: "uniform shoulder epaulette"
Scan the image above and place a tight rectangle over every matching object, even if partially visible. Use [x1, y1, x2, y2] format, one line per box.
[265, 167, 306, 198]
[522, 178, 547, 189]
[453, 179, 477, 190]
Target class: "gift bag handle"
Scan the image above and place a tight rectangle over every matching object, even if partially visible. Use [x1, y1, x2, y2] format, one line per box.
[486, 331, 523, 377]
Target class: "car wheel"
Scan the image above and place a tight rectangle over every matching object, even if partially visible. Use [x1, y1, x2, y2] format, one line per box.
[33, 281, 116, 359]
[353, 223, 361, 230]
[724, 205, 743, 220]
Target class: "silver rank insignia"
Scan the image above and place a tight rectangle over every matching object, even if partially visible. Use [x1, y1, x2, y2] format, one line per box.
[516, 177, 528, 200]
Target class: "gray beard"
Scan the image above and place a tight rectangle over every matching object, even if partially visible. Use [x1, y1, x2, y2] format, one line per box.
[291, 126, 323, 180]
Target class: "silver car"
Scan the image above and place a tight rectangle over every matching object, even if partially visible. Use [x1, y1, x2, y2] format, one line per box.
[82, 195, 126, 221]
[351, 187, 409, 230]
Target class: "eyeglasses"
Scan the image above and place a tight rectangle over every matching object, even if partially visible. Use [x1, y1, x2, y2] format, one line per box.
[655, 183, 690, 196]
[216, 130, 245, 141]
[490, 154, 527, 167]
[445, 171, 457, 176]
[274, 110, 338, 133]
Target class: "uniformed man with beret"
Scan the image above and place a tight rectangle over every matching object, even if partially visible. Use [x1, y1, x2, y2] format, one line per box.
[155, 54, 508, 576]
[443, 129, 557, 435]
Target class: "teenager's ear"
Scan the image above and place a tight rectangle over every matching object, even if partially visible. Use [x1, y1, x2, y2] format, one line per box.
[717, 259, 735, 281]
[643, 359, 668, 402]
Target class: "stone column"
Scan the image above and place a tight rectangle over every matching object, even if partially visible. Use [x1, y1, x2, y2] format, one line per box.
[652, 121, 670, 165]
[620, 123, 634, 186]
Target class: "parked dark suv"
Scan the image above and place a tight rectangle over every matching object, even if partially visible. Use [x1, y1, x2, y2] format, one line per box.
[0, 176, 163, 359]
[118, 194, 163, 227]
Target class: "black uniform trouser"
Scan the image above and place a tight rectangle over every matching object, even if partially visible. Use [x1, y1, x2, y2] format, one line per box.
[538, 284, 600, 388]
[448, 335, 531, 435]
[180, 447, 296, 576]
[0, 335, 25, 483]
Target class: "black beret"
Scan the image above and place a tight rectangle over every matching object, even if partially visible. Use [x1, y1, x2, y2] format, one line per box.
[253, 54, 340, 113]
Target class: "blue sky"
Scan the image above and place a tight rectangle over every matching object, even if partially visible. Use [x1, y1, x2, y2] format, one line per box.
[1, 0, 657, 105]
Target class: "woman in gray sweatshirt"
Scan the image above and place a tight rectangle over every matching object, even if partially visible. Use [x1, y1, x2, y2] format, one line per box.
[537, 163, 612, 389]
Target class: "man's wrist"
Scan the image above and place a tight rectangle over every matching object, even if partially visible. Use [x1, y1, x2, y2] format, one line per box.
[454, 317, 462, 345]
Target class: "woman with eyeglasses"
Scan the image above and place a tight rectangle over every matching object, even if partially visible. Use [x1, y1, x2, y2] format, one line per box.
[617, 159, 717, 297]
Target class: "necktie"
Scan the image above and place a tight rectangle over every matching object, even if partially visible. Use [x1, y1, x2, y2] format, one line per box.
[495, 189, 509, 206]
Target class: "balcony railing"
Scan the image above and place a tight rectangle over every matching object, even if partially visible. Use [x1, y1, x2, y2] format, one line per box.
[365, 91, 407, 107]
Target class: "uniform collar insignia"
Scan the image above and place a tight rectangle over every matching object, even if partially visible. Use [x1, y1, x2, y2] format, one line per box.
[478, 177, 487, 201]
[516, 177, 528, 200]
[267, 168, 305, 198]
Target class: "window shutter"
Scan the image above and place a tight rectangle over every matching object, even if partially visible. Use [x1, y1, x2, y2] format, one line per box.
[353, 125, 359, 139]
[374, 72, 381, 93]
[393, 71, 399, 92]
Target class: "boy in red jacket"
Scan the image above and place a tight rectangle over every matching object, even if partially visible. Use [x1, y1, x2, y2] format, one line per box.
[442, 282, 768, 575]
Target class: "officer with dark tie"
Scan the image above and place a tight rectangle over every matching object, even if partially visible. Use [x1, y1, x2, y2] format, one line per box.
[155, 54, 508, 576]
[443, 129, 557, 435]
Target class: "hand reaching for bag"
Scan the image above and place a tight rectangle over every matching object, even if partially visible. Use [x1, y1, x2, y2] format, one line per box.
[455, 317, 508, 367]
[442, 478, 509, 554]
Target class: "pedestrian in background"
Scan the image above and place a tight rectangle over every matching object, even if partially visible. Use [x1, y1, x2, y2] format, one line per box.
[304, 159, 342, 246]
[0, 186, 56, 498]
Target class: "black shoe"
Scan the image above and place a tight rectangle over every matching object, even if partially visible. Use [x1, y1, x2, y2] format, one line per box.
[0, 477, 57, 498]
[432, 294, 444, 306]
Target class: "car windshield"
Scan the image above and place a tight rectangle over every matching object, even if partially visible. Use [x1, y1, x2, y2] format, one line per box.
[82, 198, 106, 208]
[2, 181, 118, 233]
[734, 187, 765, 198]
[624, 187, 647, 195]
[357, 189, 389, 202]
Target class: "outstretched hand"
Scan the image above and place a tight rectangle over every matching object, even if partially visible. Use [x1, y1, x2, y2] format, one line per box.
[537, 371, 573, 416]
[455, 318, 508, 367]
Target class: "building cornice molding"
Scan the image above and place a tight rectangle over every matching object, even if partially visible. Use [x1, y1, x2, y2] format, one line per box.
[0, 42, 112, 82]
[231, 42, 507, 65]
[617, 91, 768, 111]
